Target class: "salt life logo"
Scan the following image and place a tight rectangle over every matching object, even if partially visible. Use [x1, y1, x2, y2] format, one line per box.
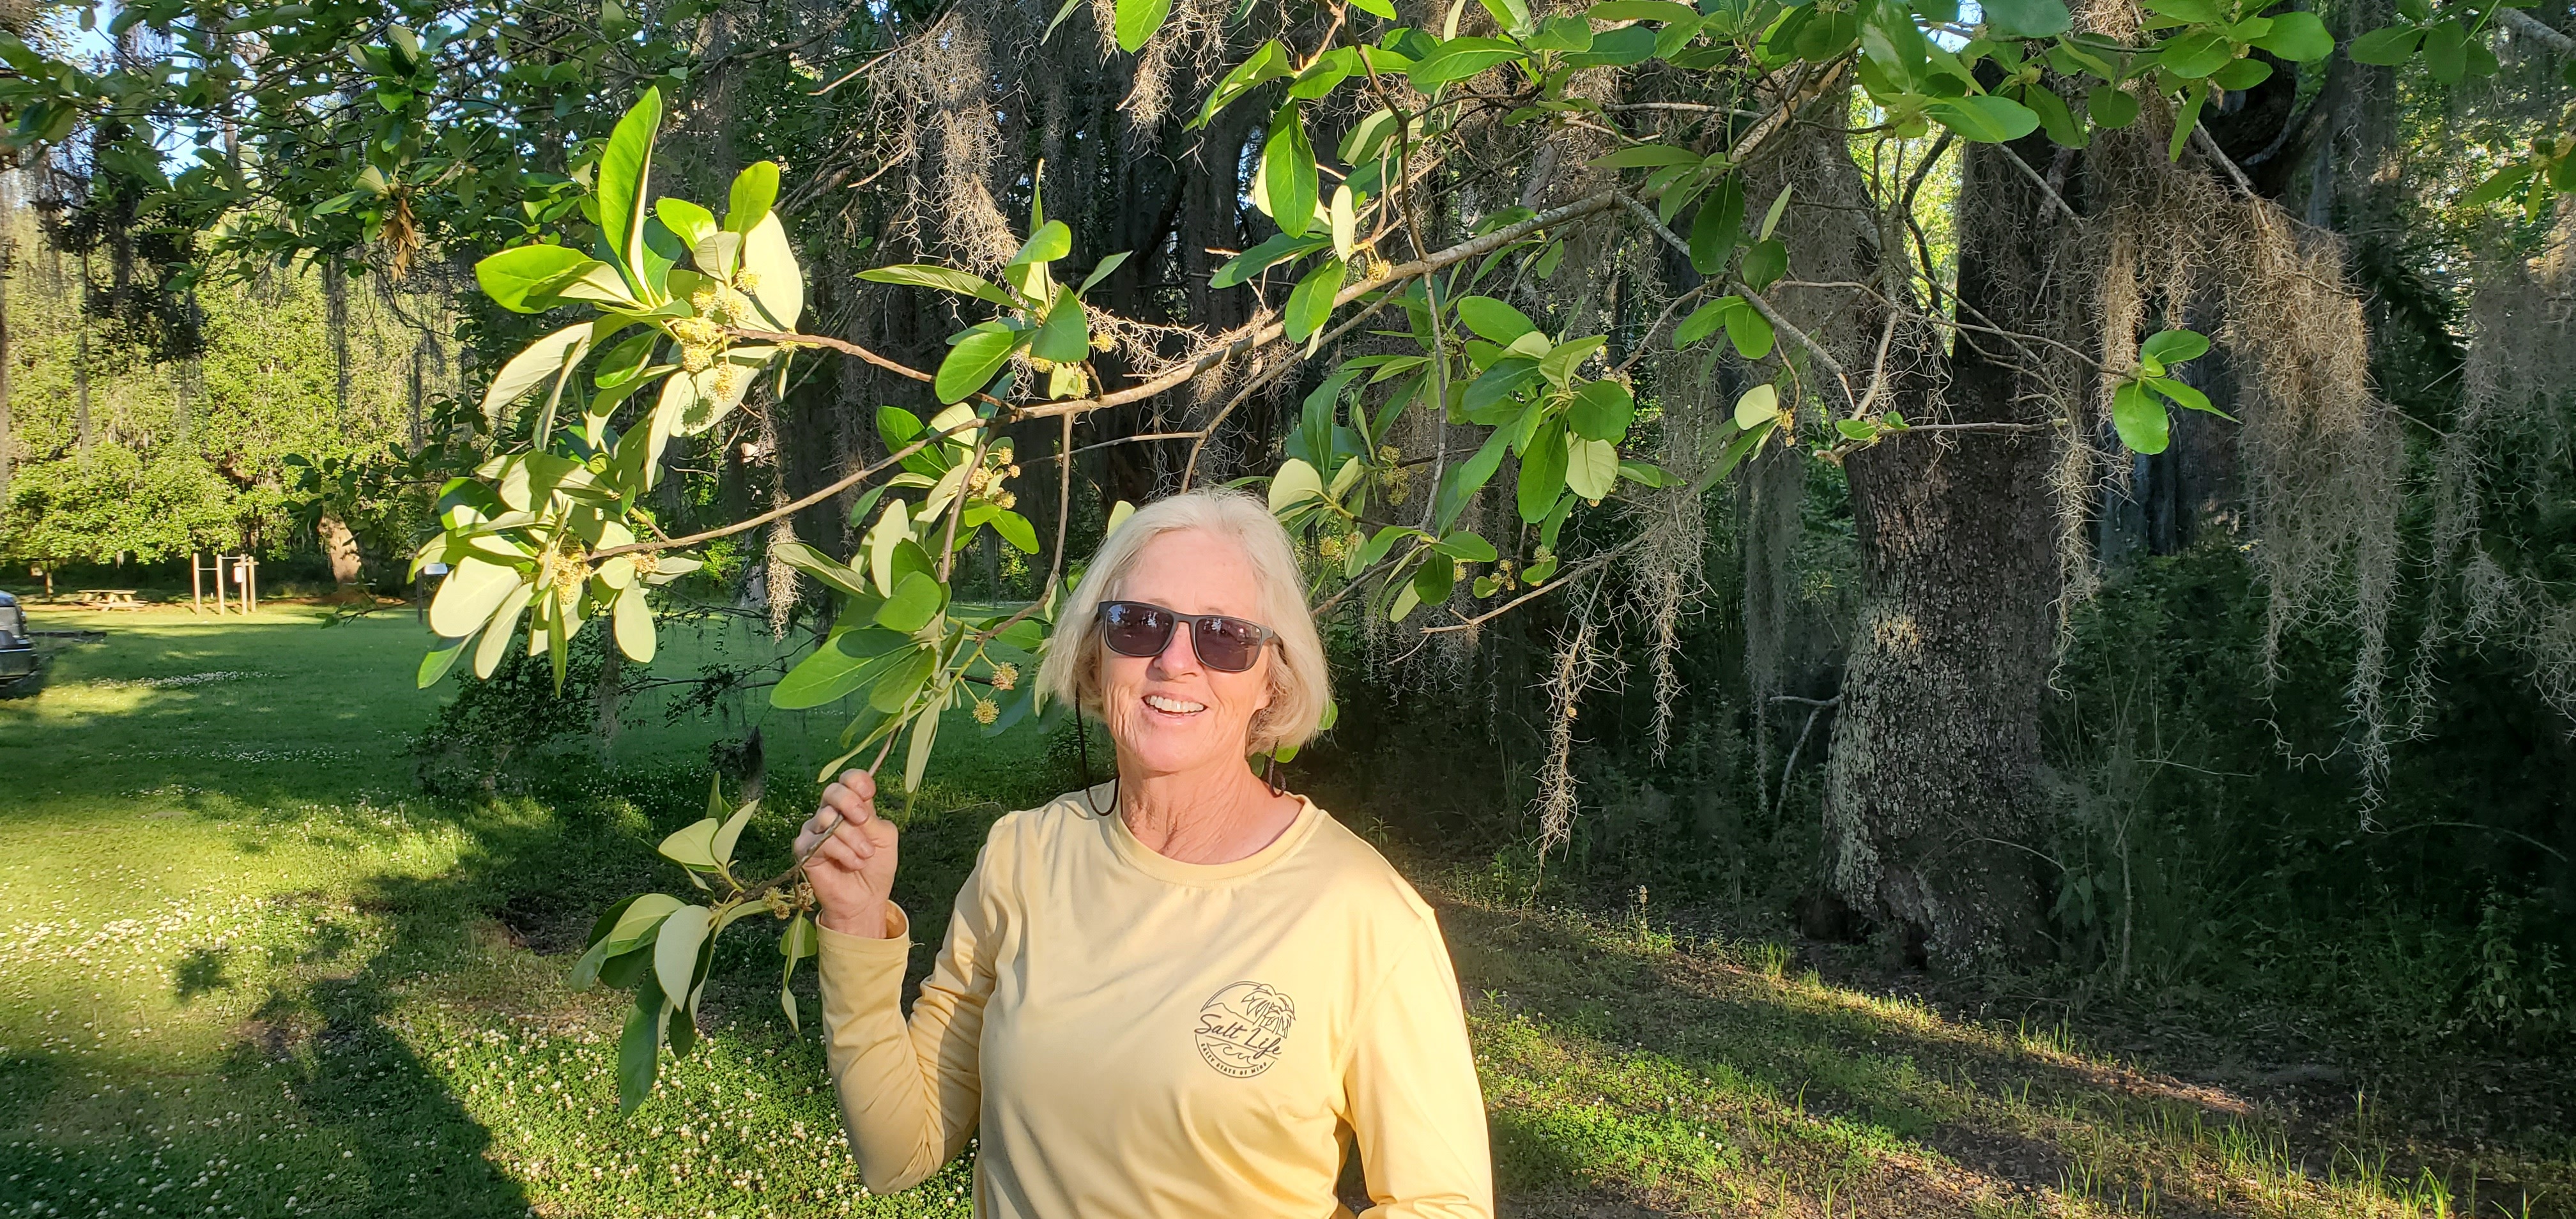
[1193, 981, 1295, 1078]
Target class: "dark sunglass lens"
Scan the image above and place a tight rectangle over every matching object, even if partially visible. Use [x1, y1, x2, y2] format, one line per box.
[1101, 602, 1172, 657]
[1195, 617, 1266, 672]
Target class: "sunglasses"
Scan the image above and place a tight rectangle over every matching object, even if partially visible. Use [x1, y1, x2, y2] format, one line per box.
[1097, 601, 1279, 673]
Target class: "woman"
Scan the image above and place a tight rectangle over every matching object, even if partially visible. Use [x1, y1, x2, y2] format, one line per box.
[792, 489, 1493, 1218]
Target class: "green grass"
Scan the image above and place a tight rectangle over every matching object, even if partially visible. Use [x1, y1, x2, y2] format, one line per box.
[2, 607, 2566, 1218]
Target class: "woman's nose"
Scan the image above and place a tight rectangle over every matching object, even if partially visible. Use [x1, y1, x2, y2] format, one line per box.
[1151, 622, 1199, 675]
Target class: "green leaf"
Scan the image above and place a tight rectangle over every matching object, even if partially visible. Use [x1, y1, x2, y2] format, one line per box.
[1618, 459, 1672, 487]
[970, 509, 1031, 555]
[1431, 530, 1499, 562]
[2139, 328, 2209, 365]
[1927, 95, 2042, 142]
[2345, 26, 2424, 66]
[1674, 295, 1738, 348]
[1330, 184, 1359, 261]
[1284, 257, 1346, 342]
[1455, 295, 1539, 344]
[2248, 10, 2330, 61]
[1116, 0, 1174, 52]
[2087, 85, 2142, 130]
[1565, 435, 1618, 500]
[871, 646, 939, 715]
[2140, 0, 2220, 21]
[2421, 20, 2466, 83]
[1009, 220, 1075, 272]
[652, 905, 712, 1018]
[1289, 47, 1360, 100]
[1480, 0, 1533, 34]
[741, 212, 805, 330]
[1213, 233, 1331, 289]
[712, 802, 758, 868]
[859, 264, 1015, 306]
[1464, 356, 1542, 418]
[1078, 251, 1131, 298]
[877, 571, 947, 633]
[902, 703, 942, 793]
[1351, 0, 1398, 18]
[471, 582, 533, 679]
[1540, 337, 1609, 391]
[1043, 0, 1084, 43]
[1411, 551, 1458, 606]
[475, 245, 596, 312]
[2157, 31, 2235, 79]
[1981, 0, 2071, 36]
[1389, 580, 1423, 624]
[1517, 422, 1569, 522]
[1568, 379, 1635, 441]
[1739, 238, 1788, 291]
[613, 585, 656, 663]
[772, 627, 912, 709]
[1436, 426, 1516, 532]
[2147, 376, 2231, 418]
[618, 983, 664, 1114]
[1565, 22, 1659, 65]
[1032, 288, 1091, 364]
[1407, 38, 1526, 88]
[1586, 0, 1700, 22]
[2169, 82, 2209, 162]
[2111, 380, 2170, 454]
[770, 540, 875, 600]
[1734, 383, 1780, 429]
[429, 555, 525, 638]
[1269, 457, 1328, 512]
[418, 634, 470, 689]
[2461, 164, 2536, 208]
[598, 88, 663, 289]
[1756, 183, 1795, 241]
[668, 1001, 697, 1060]
[1196, 41, 1296, 129]
[936, 327, 1022, 404]
[1689, 178, 1744, 275]
[1259, 109, 1319, 238]
[1726, 304, 1776, 360]
[726, 161, 780, 234]
[655, 198, 717, 250]
[658, 818, 722, 868]
[2023, 84, 2087, 150]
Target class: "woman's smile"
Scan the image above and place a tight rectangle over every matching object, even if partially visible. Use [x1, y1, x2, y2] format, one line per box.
[1142, 692, 1207, 716]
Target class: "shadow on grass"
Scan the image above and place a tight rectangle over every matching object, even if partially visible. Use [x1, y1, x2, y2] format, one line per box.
[1440, 897, 2512, 1219]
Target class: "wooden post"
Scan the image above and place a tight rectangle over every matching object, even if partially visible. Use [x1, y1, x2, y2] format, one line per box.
[214, 556, 228, 615]
[191, 553, 203, 614]
[245, 556, 257, 615]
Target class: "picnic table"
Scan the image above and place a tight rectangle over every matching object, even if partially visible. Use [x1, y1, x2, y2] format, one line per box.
[74, 589, 144, 609]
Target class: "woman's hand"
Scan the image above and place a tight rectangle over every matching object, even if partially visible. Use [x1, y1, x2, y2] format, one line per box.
[794, 769, 900, 938]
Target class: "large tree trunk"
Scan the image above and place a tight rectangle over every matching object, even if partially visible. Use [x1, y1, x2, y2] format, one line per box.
[318, 514, 365, 590]
[1821, 132, 2072, 969]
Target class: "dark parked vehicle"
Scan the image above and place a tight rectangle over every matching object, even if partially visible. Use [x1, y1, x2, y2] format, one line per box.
[0, 590, 42, 696]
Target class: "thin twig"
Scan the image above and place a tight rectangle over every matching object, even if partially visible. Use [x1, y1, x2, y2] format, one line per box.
[1997, 142, 2082, 222]
[2190, 126, 2257, 196]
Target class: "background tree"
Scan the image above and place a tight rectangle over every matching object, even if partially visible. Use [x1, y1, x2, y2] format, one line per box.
[1, 0, 2566, 1092]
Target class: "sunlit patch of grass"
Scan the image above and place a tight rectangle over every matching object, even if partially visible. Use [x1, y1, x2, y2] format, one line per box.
[0, 608, 1020, 1218]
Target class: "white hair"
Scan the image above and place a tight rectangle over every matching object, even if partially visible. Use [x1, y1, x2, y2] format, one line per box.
[1036, 488, 1330, 755]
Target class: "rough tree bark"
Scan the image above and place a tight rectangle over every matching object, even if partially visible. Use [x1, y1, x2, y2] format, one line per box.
[1821, 130, 2070, 969]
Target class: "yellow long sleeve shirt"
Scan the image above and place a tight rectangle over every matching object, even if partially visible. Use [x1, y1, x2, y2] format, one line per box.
[815, 787, 1494, 1219]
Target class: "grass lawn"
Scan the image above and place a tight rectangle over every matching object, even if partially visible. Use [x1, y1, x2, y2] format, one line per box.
[1, 606, 2567, 1218]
